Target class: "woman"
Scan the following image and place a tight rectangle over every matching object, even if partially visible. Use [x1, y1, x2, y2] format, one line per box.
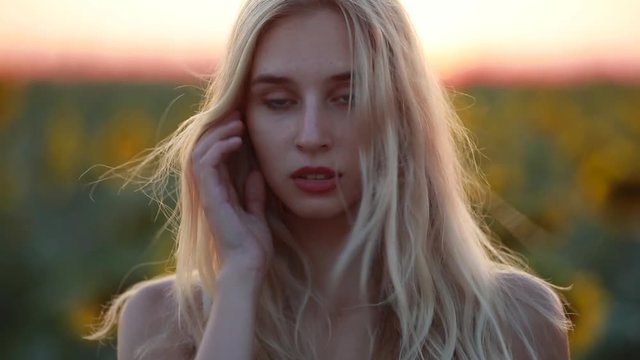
[89, 0, 571, 359]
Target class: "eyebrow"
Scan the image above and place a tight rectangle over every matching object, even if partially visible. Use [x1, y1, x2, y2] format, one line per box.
[250, 71, 352, 86]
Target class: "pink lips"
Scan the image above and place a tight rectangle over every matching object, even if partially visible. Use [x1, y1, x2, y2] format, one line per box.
[290, 166, 338, 193]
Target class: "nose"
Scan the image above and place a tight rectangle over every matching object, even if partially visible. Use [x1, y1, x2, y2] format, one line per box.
[294, 101, 332, 152]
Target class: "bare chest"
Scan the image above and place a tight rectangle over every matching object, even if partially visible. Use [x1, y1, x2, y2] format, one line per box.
[312, 314, 376, 360]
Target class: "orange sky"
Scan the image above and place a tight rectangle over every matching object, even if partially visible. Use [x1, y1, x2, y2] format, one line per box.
[1, 0, 639, 84]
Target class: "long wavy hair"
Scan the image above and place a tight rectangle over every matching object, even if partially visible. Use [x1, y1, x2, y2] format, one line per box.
[88, 0, 569, 359]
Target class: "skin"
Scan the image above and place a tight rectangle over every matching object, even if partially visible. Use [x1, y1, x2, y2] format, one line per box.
[245, 7, 365, 305]
[116, 8, 570, 360]
[246, 7, 362, 222]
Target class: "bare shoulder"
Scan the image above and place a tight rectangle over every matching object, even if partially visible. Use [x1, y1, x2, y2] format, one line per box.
[118, 275, 195, 360]
[496, 270, 571, 360]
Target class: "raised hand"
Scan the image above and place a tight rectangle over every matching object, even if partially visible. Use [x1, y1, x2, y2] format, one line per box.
[191, 112, 273, 278]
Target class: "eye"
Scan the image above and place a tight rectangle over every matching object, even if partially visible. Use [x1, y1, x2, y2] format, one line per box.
[263, 98, 297, 110]
[331, 93, 354, 107]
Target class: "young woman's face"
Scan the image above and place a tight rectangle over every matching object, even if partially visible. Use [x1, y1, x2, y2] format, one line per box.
[245, 8, 362, 219]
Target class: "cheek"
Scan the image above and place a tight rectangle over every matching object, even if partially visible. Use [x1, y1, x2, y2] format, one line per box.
[246, 121, 284, 175]
[344, 129, 364, 194]
[341, 126, 364, 164]
[249, 132, 272, 166]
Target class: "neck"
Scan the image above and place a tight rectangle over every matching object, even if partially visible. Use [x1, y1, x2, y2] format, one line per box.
[283, 212, 370, 313]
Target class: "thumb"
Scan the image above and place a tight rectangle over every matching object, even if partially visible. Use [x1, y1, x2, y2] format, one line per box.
[245, 170, 266, 218]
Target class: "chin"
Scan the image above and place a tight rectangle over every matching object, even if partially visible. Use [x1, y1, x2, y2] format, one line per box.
[284, 194, 357, 220]
[267, 181, 361, 220]
[285, 200, 351, 220]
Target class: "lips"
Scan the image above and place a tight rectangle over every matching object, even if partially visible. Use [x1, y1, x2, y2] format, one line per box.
[290, 166, 339, 193]
[291, 166, 337, 179]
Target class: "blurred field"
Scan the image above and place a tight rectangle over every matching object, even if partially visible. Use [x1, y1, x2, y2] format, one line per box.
[1, 79, 638, 359]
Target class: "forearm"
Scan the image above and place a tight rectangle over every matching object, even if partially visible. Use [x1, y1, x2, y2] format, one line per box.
[195, 268, 262, 360]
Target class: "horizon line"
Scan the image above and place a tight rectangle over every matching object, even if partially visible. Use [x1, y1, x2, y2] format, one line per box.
[1, 49, 639, 87]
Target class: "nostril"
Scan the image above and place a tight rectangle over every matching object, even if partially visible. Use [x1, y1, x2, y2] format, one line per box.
[294, 133, 332, 151]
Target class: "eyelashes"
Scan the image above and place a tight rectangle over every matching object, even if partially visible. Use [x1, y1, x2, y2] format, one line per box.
[262, 98, 297, 110]
[333, 94, 355, 106]
[261, 93, 354, 111]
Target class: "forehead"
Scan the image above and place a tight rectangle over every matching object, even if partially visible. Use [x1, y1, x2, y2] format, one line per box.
[251, 8, 351, 77]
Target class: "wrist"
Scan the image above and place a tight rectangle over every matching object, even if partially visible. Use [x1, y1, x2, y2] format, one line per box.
[216, 264, 264, 294]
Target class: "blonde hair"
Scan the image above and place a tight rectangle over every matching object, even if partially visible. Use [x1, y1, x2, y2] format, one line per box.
[88, 0, 570, 359]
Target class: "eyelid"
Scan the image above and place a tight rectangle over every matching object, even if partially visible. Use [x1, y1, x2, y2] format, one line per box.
[331, 94, 349, 102]
[329, 90, 354, 106]
[262, 97, 298, 110]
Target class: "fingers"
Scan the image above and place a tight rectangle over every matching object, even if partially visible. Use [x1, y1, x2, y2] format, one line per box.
[194, 136, 243, 209]
[191, 113, 245, 212]
[244, 170, 266, 219]
[192, 117, 243, 160]
[190, 113, 273, 273]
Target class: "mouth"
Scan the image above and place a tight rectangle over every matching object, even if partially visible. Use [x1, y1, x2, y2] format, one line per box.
[290, 166, 340, 193]
[290, 166, 339, 179]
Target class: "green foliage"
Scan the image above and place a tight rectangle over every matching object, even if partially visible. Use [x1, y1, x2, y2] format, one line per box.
[455, 84, 640, 358]
[1, 80, 638, 359]
[0, 81, 200, 359]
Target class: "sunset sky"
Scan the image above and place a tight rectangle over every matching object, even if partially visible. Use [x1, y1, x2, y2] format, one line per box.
[1, 0, 639, 84]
